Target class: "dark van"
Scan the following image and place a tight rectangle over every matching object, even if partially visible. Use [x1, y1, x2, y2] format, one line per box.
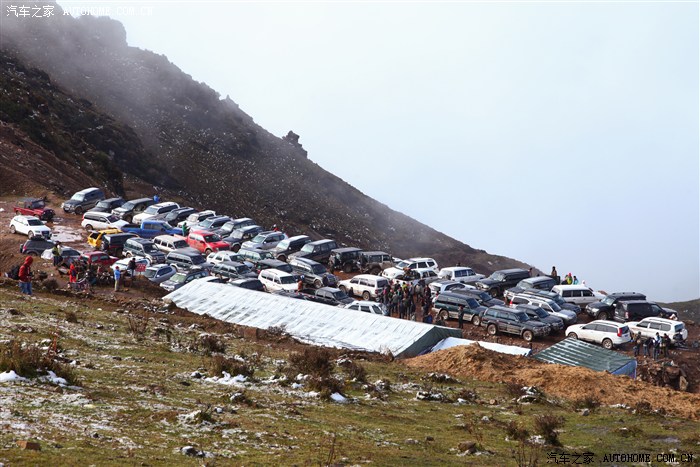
[101, 232, 137, 257]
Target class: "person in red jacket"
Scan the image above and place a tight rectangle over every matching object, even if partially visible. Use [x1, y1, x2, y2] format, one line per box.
[18, 256, 33, 296]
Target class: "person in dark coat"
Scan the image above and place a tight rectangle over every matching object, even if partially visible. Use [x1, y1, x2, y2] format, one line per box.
[18, 256, 33, 295]
[458, 304, 465, 329]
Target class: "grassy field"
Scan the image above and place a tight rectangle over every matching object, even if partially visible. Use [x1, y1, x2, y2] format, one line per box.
[1, 283, 699, 466]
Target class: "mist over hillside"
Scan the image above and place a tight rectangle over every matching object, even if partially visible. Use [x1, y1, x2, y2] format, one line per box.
[0, 1, 528, 273]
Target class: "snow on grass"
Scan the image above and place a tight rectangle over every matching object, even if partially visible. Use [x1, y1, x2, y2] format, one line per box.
[0, 370, 27, 383]
[204, 372, 248, 386]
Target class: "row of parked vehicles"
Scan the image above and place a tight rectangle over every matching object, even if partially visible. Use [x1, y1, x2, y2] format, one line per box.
[9, 188, 690, 346]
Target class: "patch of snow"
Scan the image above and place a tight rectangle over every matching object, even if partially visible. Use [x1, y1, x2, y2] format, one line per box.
[41, 370, 68, 386]
[0, 370, 27, 383]
[330, 392, 348, 403]
[51, 225, 84, 243]
[291, 383, 303, 389]
[204, 372, 247, 386]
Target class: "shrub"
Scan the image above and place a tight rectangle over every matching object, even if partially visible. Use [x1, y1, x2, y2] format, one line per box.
[533, 414, 564, 445]
[340, 360, 367, 383]
[198, 334, 226, 354]
[65, 310, 79, 323]
[42, 278, 59, 292]
[505, 420, 530, 441]
[208, 355, 254, 378]
[307, 376, 345, 400]
[573, 395, 600, 411]
[288, 347, 333, 378]
[127, 316, 148, 341]
[0, 340, 41, 377]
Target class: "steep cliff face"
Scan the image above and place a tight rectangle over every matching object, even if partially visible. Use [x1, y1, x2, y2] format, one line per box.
[0, 2, 529, 272]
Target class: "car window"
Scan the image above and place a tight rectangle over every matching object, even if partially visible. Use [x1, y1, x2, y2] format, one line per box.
[583, 290, 593, 297]
[637, 322, 649, 329]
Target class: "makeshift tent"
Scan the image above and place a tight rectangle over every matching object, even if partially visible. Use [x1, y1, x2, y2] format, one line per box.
[164, 280, 461, 358]
[533, 338, 637, 377]
[429, 337, 532, 356]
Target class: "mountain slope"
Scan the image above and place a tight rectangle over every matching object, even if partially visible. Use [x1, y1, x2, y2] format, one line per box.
[0, 2, 527, 273]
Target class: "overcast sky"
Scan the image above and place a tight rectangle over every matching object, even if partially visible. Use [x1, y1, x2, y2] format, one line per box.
[60, 1, 699, 302]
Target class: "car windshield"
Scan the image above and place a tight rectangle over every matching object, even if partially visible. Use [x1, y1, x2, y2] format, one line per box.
[29, 200, 45, 208]
[70, 194, 85, 201]
[477, 292, 492, 301]
[602, 296, 616, 306]
[250, 234, 266, 243]
[396, 260, 412, 269]
[300, 244, 315, 253]
[106, 215, 120, 223]
[310, 264, 326, 274]
[171, 273, 187, 283]
[465, 298, 480, 309]
[515, 312, 530, 322]
[173, 240, 188, 249]
[276, 240, 290, 250]
[144, 268, 158, 278]
[203, 234, 222, 242]
[144, 244, 159, 253]
[547, 301, 562, 312]
[532, 308, 548, 318]
[332, 291, 349, 300]
[143, 206, 159, 214]
[120, 201, 135, 210]
[235, 265, 251, 274]
[191, 256, 205, 265]
[489, 272, 505, 281]
[260, 251, 274, 259]
[26, 219, 43, 226]
[278, 275, 296, 285]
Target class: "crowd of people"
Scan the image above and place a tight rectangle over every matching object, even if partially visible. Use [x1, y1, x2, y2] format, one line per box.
[632, 331, 672, 360]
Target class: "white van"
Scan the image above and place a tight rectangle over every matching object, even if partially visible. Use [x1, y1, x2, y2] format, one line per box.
[551, 285, 602, 309]
[258, 269, 297, 293]
[437, 266, 484, 284]
[153, 234, 188, 253]
[338, 274, 389, 300]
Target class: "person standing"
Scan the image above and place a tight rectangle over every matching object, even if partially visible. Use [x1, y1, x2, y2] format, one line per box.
[642, 335, 650, 357]
[127, 257, 137, 284]
[181, 222, 189, 237]
[550, 266, 558, 281]
[69, 262, 77, 285]
[18, 256, 33, 296]
[661, 334, 670, 358]
[653, 332, 661, 360]
[633, 332, 641, 357]
[114, 266, 121, 292]
[458, 304, 465, 329]
[51, 241, 62, 267]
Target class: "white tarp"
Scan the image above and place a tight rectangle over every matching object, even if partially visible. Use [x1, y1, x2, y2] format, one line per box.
[164, 280, 461, 358]
[429, 336, 532, 356]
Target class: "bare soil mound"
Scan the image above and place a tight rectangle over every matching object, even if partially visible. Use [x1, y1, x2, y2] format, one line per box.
[405, 344, 700, 420]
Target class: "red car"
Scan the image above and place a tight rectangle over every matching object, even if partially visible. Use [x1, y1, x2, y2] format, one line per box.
[186, 229, 230, 254]
[13, 198, 55, 221]
[80, 251, 118, 267]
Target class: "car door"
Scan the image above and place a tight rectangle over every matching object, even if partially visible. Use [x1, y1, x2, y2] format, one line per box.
[578, 323, 598, 343]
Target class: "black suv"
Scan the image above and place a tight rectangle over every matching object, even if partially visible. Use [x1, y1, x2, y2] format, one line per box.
[329, 247, 362, 273]
[613, 300, 663, 323]
[432, 291, 486, 324]
[112, 197, 155, 223]
[211, 261, 256, 280]
[153, 207, 197, 225]
[513, 304, 565, 333]
[101, 232, 138, 257]
[479, 305, 551, 341]
[288, 257, 337, 288]
[20, 236, 56, 256]
[359, 251, 394, 275]
[90, 197, 125, 213]
[475, 269, 531, 298]
[289, 239, 338, 263]
[255, 259, 295, 275]
[222, 225, 263, 252]
[504, 276, 557, 302]
[586, 292, 646, 321]
[451, 288, 505, 307]
[271, 235, 311, 262]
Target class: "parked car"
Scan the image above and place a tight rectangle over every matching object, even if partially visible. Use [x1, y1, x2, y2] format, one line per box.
[504, 276, 557, 302]
[258, 269, 298, 293]
[211, 261, 257, 281]
[613, 300, 664, 323]
[160, 268, 210, 292]
[288, 257, 337, 289]
[344, 300, 389, 316]
[195, 215, 232, 232]
[81, 211, 129, 231]
[10, 215, 52, 239]
[329, 247, 363, 273]
[479, 305, 551, 342]
[450, 288, 505, 307]
[132, 202, 181, 225]
[512, 304, 565, 333]
[509, 294, 577, 325]
[359, 251, 394, 275]
[382, 257, 439, 279]
[152, 235, 189, 254]
[111, 257, 150, 277]
[228, 278, 266, 292]
[475, 268, 531, 298]
[186, 230, 230, 254]
[206, 250, 249, 266]
[13, 198, 55, 221]
[255, 259, 295, 276]
[153, 207, 197, 226]
[270, 235, 311, 262]
[288, 239, 338, 263]
[242, 230, 287, 251]
[121, 220, 181, 239]
[428, 279, 474, 296]
[437, 266, 485, 284]
[299, 287, 353, 306]
[627, 317, 688, 345]
[432, 291, 486, 324]
[177, 210, 216, 229]
[392, 268, 439, 287]
[87, 228, 122, 249]
[166, 248, 211, 272]
[237, 247, 275, 268]
[88, 197, 125, 214]
[565, 321, 631, 349]
[512, 289, 581, 314]
[111, 197, 155, 223]
[338, 274, 389, 300]
[62, 187, 105, 214]
[41, 247, 81, 266]
[551, 284, 604, 310]
[123, 238, 166, 264]
[216, 217, 256, 237]
[20, 237, 56, 256]
[100, 232, 138, 257]
[81, 251, 119, 267]
[222, 225, 264, 252]
[585, 292, 646, 321]
[143, 263, 177, 284]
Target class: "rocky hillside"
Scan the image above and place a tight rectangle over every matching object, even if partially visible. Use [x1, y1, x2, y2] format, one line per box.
[0, 2, 526, 273]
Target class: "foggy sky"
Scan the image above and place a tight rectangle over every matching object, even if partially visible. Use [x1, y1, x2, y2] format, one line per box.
[59, 1, 699, 302]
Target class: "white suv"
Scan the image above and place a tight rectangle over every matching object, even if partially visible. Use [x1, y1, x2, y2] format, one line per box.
[627, 317, 688, 345]
[551, 285, 603, 309]
[258, 269, 297, 293]
[338, 274, 389, 300]
[81, 211, 129, 231]
[344, 300, 389, 316]
[381, 257, 439, 279]
[133, 202, 180, 224]
[10, 215, 52, 239]
[438, 266, 484, 284]
[565, 320, 631, 349]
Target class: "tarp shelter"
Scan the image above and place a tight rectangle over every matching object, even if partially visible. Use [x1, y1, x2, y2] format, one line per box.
[164, 280, 461, 358]
[429, 337, 532, 357]
[533, 338, 637, 378]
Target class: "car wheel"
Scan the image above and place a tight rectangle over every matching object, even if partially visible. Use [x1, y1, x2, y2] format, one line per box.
[232, 244, 241, 253]
[490, 288, 499, 298]
[126, 252, 133, 257]
[75, 207, 83, 215]
[487, 324, 497, 336]
[522, 330, 534, 342]
[314, 279, 323, 288]
[567, 332, 578, 339]
[472, 315, 481, 326]
[85, 224, 93, 231]
[602, 338, 613, 350]
[10, 225, 16, 234]
[27, 231, 34, 238]
[598, 312, 608, 321]
[277, 255, 286, 263]
[439, 309, 449, 321]
[362, 291, 371, 301]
